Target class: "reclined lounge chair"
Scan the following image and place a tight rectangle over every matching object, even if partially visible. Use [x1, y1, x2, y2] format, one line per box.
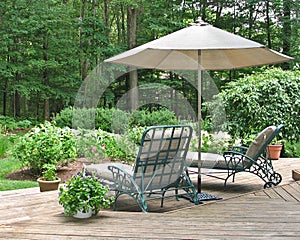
[107, 125, 199, 212]
[186, 124, 283, 189]
[84, 125, 199, 212]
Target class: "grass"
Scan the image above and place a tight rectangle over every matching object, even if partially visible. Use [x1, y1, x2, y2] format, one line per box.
[0, 134, 38, 191]
[0, 156, 38, 191]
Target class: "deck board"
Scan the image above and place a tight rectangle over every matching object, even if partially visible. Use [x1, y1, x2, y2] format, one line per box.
[0, 158, 300, 239]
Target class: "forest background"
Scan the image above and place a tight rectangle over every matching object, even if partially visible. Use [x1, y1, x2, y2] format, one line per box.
[0, 0, 299, 121]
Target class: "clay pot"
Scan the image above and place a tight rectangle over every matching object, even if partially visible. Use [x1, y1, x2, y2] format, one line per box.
[267, 144, 283, 160]
[37, 177, 61, 192]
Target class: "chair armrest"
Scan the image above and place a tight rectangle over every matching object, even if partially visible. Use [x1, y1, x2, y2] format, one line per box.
[226, 146, 248, 154]
[108, 165, 141, 193]
[223, 150, 255, 170]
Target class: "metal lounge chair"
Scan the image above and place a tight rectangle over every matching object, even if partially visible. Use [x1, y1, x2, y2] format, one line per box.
[187, 124, 283, 189]
[108, 125, 199, 212]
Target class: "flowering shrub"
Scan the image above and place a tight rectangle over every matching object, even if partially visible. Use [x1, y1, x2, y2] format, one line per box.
[76, 129, 136, 163]
[190, 130, 236, 153]
[58, 172, 113, 216]
[13, 122, 77, 175]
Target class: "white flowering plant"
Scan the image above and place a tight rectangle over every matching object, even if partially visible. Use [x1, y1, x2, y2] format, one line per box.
[58, 172, 113, 216]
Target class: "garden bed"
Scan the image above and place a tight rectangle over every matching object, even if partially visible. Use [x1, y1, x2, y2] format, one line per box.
[5, 158, 90, 183]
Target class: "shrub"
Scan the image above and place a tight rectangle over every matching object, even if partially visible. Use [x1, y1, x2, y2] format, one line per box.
[76, 129, 136, 163]
[129, 109, 179, 127]
[13, 122, 77, 175]
[54, 107, 129, 133]
[0, 115, 35, 133]
[210, 68, 300, 142]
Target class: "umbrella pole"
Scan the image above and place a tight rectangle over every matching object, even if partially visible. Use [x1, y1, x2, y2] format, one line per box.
[197, 50, 202, 193]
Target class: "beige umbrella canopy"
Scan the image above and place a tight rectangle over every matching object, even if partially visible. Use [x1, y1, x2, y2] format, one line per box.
[105, 19, 292, 70]
[105, 18, 293, 196]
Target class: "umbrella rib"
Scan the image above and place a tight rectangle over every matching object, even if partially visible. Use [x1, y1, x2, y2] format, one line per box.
[150, 49, 174, 70]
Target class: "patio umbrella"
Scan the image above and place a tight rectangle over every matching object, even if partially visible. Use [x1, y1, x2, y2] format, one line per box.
[105, 18, 293, 198]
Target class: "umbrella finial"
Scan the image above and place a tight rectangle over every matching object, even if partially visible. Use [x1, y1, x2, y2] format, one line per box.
[191, 17, 209, 26]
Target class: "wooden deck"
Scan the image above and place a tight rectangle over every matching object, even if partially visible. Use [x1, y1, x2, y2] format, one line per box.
[1, 158, 300, 239]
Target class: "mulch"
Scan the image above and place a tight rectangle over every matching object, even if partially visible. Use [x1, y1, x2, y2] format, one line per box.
[5, 158, 90, 183]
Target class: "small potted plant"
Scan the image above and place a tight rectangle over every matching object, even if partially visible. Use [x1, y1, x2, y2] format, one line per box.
[37, 164, 61, 192]
[267, 138, 285, 160]
[58, 172, 113, 218]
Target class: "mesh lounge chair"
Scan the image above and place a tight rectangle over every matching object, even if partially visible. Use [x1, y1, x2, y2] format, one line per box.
[186, 124, 283, 189]
[108, 125, 199, 212]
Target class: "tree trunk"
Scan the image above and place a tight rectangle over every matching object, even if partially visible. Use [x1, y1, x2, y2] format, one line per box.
[43, 38, 50, 121]
[14, 72, 21, 117]
[265, 0, 272, 48]
[282, 0, 291, 69]
[127, 6, 138, 112]
[3, 79, 8, 116]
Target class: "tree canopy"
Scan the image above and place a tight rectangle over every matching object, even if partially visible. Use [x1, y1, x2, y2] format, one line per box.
[0, 0, 299, 120]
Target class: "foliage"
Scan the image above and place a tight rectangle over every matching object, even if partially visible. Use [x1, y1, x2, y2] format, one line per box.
[55, 107, 179, 133]
[0, 116, 34, 133]
[76, 129, 136, 163]
[0, 135, 9, 157]
[190, 131, 236, 154]
[13, 122, 77, 175]
[126, 126, 146, 145]
[54, 107, 129, 133]
[0, 0, 299, 119]
[129, 109, 179, 128]
[95, 108, 129, 134]
[210, 68, 300, 142]
[58, 172, 113, 216]
[283, 141, 300, 158]
[41, 164, 58, 181]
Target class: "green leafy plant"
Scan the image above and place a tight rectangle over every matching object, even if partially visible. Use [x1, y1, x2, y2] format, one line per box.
[190, 130, 235, 153]
[13, 122, 77, 175]
[76, 129, 136, 163]
[129, 109, 179, 128]
[58, 172, 113, 216]
[209, 68, 300, 142]
[41, 164, 58, 181]
[54, 107, 129, 133]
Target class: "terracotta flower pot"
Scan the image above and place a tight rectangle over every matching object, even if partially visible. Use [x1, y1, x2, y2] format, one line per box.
[267, 144, 283, 160]
[37, 177, 61, 192]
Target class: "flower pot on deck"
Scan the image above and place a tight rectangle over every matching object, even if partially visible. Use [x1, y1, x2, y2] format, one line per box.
[73, 209, 93, 219]
[267, 144, 283, 160]
[37, 177, 61, 192]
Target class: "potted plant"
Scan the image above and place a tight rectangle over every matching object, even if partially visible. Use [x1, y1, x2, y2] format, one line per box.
[37, 164, 61, 192]
[58, 172, 113, 218]
[267, 138, 284, 160]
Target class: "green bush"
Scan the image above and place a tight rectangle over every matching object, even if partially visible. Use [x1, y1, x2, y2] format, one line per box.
[283, 141, 300, 158]
[129, 109, 179, 127]
[0, 115, 35, 133]
[13, 122, 77, 175]
[0, 135, 9, 157]
[76, 129, 136, 163]
[95, 108, 129, 133]
[211, 68, 300, 142]
[54, 107, 179, 131]
[54, 107, 129, 133]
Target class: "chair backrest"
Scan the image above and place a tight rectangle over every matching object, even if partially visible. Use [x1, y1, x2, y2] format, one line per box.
[133, 125, 192, 192]
[245, 124, 284, 165]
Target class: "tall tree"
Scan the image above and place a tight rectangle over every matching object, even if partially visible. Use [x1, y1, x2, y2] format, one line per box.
[127, 5, 138, 111]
